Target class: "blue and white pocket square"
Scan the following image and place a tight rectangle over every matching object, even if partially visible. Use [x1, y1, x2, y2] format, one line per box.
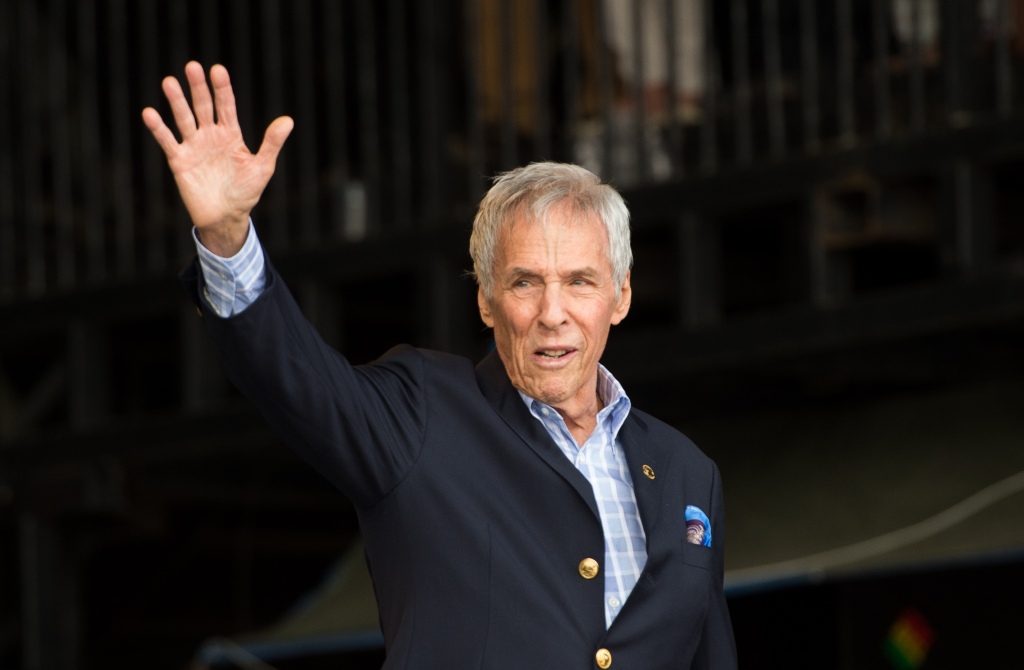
[685, 505, 712, 547]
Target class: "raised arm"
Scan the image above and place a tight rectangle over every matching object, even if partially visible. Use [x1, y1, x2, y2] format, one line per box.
[141, 61, 293, 257]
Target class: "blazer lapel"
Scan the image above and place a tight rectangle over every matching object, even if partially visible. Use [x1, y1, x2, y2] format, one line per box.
[475, 351, 600, 520]
[618, 414, 669, 537]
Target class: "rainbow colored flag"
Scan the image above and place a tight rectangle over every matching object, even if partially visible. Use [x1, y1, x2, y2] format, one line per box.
[884, 608, 935, 669]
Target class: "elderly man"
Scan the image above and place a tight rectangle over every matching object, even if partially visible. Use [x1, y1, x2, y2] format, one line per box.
[143, 62, 736, 669]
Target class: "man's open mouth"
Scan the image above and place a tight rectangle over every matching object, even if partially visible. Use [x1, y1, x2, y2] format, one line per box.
[537, 349, 572, 359]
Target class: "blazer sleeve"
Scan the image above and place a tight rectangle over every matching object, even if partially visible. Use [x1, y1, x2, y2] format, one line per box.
[690, 461, 738, 668]
[181, 258, 428, 508]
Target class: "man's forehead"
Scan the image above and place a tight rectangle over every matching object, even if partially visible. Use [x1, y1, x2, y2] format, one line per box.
[493, 214, 613, 280]
[499, 208, 605, 244]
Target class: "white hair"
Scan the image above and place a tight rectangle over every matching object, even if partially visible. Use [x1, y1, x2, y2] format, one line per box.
[469, 162, 632, 300]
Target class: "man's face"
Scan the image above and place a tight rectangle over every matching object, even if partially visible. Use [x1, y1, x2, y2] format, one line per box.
[477, 208, 631, 413]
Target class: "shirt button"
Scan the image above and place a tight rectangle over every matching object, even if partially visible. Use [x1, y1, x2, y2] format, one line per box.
[608, 596, 620, 608]
[578, 558, 600, 579]
[595, 648, 612, 668]
[541, 407, 549, 415]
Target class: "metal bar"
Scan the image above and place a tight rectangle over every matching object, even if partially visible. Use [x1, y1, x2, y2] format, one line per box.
[139, 0, 167, 273]
[632, 0, 648, 182]
[464, 0, 486, 206]
[909, 0, 926, 132]
[799, 0, 819, 152]
[499, 0, 518, 170]
[170, 0, 193, 261]
[0, 0, 14, 298]
[321, 0, 350, 239]
[388, 0, 413, 231]
[941, 0, 967, 123]
[107, 0, 137, 277]
[168, 0, 189, 82]
[20, 513, 44, 670]
[76, 0, 105, 282]
[533, 0, 551, 161]
[68, 319, 108, 429]
[49, 0, 76, 288]
[699, 0, 717, 173]
[953, 162, 977, 270]
[181, 305, 228, 411]
[677, 210, 721, 328]
[806, 194, 832, 308]
[762, 0, 785, 160]
[561, 0, 582, 164]
[261, 0, 290, 249]
[20, 0, 46, 295]
[836, 0, 856, 144]
[663, 0, 683, 177]
[200, 0, 220, 62]
[731, 0, 753, 165]
[995, 0, 1013, 116]
[416, 0, 441, 224]
[872, 0, 892, 140]
[230, 0, 255, 149]
[595, 0, 615, 178]
[356, 0, 381, 233]
[293, 0, 321, 244]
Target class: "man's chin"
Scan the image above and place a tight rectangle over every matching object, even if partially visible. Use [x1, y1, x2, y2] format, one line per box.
[522, 384, 573, 407]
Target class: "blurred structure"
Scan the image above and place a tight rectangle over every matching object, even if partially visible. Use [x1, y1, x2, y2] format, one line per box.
[1, 0, 1023, 668]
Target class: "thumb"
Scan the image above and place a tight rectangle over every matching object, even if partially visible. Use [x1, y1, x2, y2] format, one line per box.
[256, 115, 294, 167]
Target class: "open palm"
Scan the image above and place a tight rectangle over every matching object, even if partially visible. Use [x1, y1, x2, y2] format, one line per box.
[142, 61, 292, 256]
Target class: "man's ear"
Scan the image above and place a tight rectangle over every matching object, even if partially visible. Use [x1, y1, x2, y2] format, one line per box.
[477, 286, 495, 327]
[611, 270, 632, 326]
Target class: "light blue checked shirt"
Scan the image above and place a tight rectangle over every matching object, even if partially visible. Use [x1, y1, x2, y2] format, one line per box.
[519, 371, 647, 628]
[195, 224, 649, 628]
[193, 222, 266, 318]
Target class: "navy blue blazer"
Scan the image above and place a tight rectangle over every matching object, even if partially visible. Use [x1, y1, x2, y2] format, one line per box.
[184, 260, 737, 669]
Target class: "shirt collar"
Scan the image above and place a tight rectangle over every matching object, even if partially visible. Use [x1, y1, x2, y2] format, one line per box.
[517, 364, 632, 438]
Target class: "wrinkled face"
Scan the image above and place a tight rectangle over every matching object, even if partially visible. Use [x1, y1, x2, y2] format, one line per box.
[478, 209, 631, 412]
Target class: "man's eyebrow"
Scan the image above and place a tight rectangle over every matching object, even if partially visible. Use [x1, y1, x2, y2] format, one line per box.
[504, 266, 601, 279]
[505, 267, 541, 279]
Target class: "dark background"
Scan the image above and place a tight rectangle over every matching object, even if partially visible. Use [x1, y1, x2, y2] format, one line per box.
[1, 0, 1023, 668]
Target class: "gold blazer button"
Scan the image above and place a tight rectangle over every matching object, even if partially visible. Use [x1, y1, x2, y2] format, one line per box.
[595, 648, 612, 668]
[578, 558, 600, 579]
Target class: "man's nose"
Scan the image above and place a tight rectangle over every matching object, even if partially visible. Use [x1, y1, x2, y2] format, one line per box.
[538, 283, 568, 328]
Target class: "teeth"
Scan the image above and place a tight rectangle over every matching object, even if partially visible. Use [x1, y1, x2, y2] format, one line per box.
[539, 350, 568, 358]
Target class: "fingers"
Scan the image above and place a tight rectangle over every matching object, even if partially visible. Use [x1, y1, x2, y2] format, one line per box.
[209, 64, 238, 129]
[140, 107, 181, 156]
[162, 74, 197, 139]
[152, 62, 237, 143]
[185, 61, 216, 128]
[256, 116, 295, 168]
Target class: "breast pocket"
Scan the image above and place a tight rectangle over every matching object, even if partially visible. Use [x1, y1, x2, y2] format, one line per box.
[681, 542, 715, 572]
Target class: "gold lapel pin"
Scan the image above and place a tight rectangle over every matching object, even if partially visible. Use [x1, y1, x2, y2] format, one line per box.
[642, 464, 655, 480]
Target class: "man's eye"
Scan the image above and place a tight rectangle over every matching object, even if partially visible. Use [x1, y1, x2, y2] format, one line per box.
[514, 280, 531, 288]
